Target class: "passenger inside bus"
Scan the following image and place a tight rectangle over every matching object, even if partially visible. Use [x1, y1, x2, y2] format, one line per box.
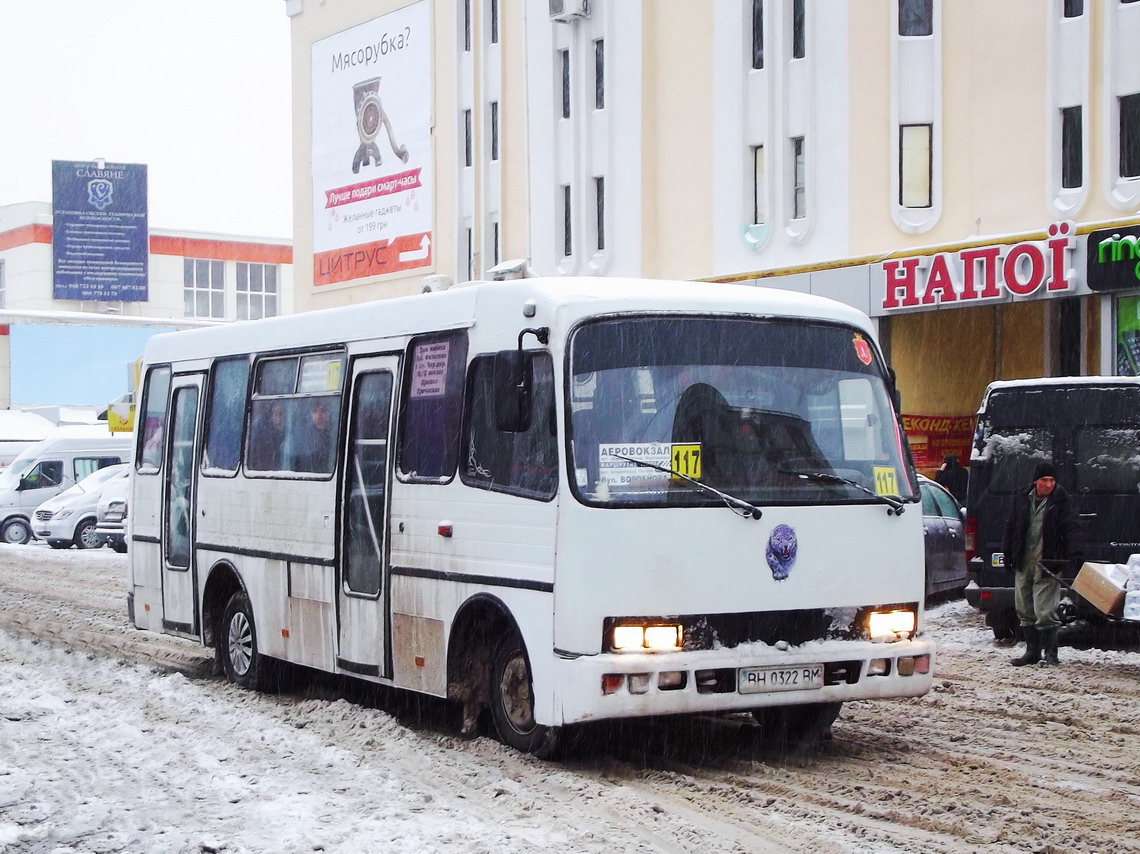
[293, 399, 337, 474]
[248, 402, 286, 471]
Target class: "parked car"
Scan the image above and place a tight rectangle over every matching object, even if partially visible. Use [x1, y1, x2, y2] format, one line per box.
[917, 474, 968, 603]
[964, 377, 1140, 638]
[0, 426, 132, 545]
[32, 464, 129, 549]
[94, 471, 130, 553]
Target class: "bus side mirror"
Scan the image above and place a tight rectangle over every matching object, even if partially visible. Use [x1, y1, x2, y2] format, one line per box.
[493, 350, 533, 433]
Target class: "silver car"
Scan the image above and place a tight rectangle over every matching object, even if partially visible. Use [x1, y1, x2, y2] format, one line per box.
[94, 471, 130, 553]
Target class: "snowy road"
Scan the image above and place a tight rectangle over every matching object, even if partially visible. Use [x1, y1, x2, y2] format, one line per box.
[2, 545, 1140, 853]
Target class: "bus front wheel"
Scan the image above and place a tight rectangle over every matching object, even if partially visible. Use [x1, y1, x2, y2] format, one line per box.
[219, 591, 267, 691]
[489, 632, 560, 758]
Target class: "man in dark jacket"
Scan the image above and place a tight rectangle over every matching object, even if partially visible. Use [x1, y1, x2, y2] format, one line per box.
[934, 454, 969, 504]
[1002, 461, 1080, 667]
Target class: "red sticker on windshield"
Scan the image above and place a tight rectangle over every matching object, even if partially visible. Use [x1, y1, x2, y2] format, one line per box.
[852, 333, 873, 365]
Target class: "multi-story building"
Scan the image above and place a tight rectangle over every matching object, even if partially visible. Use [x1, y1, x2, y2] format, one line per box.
[0, 201, 293, 413]
[283, 0, 1140, 471]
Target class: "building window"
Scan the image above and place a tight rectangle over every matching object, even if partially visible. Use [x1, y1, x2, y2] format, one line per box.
[791, 137, 806, 219]
[464, 109, 472, 167]
[236, 262, 279, 321]
[562, 184, 572, 257]
[1121, 93, 1140, 178]
[184, 258, 224, 319]
[792, 0, 805, 59]
[466, 227, 473, 281]
[493, 221, 500, 266]
[1061, 106, 1082, 189]
[595, 176, 605, 251]
[490, 101, 499, 161]
[899, 123, 932, 207]
[752, 145, 767, 224]
[595, 39, 605, 110]
[1063, 0, 1084, 16]
[561, 50, 571, 119]
[464, 0, 471, 51]
[752, 0, 764, 69]
[490, 0, 499, 44]
[898, 0, 933, 36]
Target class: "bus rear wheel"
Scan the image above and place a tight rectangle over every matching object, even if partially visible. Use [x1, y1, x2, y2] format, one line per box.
[489, 632, 560, 758]
[218, 591, 267, 691]
[752, 702, 842, 753]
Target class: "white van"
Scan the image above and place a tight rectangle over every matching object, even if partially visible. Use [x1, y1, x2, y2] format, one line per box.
[0, 426, 132, 545]
[0, 411, 55, 469]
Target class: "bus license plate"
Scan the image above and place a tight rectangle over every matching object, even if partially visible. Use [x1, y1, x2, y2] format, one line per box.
[739, 664, 824, 694]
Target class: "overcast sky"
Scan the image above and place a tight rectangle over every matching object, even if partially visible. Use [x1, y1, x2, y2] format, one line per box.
[0, 0, 293, 240]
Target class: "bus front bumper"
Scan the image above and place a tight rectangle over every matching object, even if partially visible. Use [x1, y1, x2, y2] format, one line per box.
[552, 637, 936, 726]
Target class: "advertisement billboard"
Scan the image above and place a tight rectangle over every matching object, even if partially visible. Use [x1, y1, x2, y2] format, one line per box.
[52, 160, 149, 301]
[310, 1, 433, 287]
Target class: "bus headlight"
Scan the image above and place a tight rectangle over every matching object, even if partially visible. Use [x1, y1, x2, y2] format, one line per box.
[609, 623, 683, 652]
[868, 609, 916, 641]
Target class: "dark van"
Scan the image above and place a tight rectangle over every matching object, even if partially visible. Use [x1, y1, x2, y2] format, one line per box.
[964, 377, 1140, 639]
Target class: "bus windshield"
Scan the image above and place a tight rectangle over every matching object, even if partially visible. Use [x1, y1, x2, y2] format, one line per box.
[568, 316, 915, 507]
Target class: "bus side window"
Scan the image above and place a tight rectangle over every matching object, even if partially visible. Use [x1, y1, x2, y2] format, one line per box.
[204, 357, 251, 474]
[246, 352, 344, 477]
[461, 352, 557, 500]
[398, 331, 469, 481]
[138, 366, 172, 473]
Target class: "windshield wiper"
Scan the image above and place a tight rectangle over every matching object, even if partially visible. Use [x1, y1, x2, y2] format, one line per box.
[610, 454, 762, 520]
[779, 468, 906, 515]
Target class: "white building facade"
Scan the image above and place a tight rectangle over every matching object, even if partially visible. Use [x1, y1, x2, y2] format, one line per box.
[0, 201, 293, 413]
[283, 0, 1140, 471]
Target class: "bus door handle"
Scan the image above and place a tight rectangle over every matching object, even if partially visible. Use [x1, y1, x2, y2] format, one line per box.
[1079, 513, 1098, 519]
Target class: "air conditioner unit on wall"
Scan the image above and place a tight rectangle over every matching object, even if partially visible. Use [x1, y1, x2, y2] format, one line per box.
[550, 0, 589, 23]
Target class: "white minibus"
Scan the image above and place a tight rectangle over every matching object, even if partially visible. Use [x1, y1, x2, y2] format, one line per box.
[1, 425, 132, 544]
[127, 276, 934, 756]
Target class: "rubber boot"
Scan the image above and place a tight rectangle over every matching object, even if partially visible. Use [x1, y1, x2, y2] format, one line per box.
[1011, 626, 1041, 666]
[1040, 627, 1060, 666]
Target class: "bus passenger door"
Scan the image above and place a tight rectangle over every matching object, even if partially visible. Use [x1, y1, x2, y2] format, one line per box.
[337, 356, 397, 677]
[162, 374, 204, 636]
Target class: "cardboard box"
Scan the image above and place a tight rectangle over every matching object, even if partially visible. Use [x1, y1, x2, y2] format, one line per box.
[1071, 562, 1128, 618]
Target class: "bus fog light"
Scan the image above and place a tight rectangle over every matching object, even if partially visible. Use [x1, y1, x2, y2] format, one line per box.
[644, 625, 682, 651]
[602, 674, 624, 695]
[868, 658, 890, 676]
[897, 655, 931, 676]
[868, 609, 916, 641]
[628, 673, 651, 694]
[612, 626, 645, 651]
[658, 671, 686, 690]
[609, 622, 683, 652]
